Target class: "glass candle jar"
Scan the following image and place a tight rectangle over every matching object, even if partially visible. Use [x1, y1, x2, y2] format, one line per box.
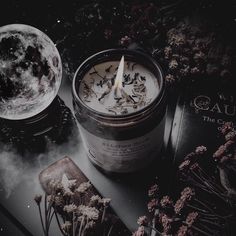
[72, 49, 167, 173]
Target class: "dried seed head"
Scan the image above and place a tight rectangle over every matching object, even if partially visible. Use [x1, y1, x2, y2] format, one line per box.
[34, 194, 42, 205]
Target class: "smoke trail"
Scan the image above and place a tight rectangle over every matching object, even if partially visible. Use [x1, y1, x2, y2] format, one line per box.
[0, 130, 82, 198]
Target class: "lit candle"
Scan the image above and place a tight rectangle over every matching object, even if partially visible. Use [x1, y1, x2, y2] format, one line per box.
[73, 49, 166, 173]
[78, 55, 160, 116]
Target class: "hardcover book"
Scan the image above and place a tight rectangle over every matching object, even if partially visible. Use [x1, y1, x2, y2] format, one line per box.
[169, 80, 236, 165]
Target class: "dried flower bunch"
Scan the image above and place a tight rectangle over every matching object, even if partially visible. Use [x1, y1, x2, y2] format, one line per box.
[54, 1, 235, 83]
[134, 122, 236, 236]
[69, 1, 235, 84]
[35, 174, 116, 236]
[158, 19, 234, 83]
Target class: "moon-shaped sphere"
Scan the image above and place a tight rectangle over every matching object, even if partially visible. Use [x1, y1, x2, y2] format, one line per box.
[0, 24, 62, 120]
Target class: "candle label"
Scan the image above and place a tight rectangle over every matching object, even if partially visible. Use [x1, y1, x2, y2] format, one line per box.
[78, 116, 165, 172]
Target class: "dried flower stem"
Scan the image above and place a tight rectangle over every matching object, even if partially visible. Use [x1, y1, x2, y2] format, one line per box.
[107, 224, 114, 236]
[101, 206, 107, 223]
[190, 224, 212, 236]
[55, 211, 67, 236]
[44, 194, 49, 236]
[78, 216, 85, 236]
[193, 199, 214, 213]
[38, 204, 46, 235]
[199, 218, 222, 228]
[148, 225, 162, 235]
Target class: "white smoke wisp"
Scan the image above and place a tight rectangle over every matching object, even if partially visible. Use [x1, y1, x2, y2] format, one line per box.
[0, 149, 27, 198]
[0, 130, 82, 198]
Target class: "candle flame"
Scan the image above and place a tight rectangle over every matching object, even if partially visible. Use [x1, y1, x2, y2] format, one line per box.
[114, 56, 124, 97]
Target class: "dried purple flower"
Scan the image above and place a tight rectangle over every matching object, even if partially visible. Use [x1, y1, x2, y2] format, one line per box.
[177, 225, 188, 236]
[185, 212, 198, 227]
[137, 216, 148, 226]
[225, 131, 236, 141]
[160, 214, 172, 233]
[167, 29, 186, 46]
[174, 198, 185, 214]
[195, 146, 207, 154]
[213, 145, 226, 159]
[179, 159, 191, 172]
[160, 196, 173, 208]
[213, 140, 234, 160]
[169, 59, 178, 70]
[221, 122, 234, 135]
[165, 74, 175, 83]
[164, 46, 172, 59]
[120, 36, 132, 46]
[181, 187, 195, 201]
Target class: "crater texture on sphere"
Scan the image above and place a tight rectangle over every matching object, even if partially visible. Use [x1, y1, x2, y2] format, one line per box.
[0, 24, 62, 120]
